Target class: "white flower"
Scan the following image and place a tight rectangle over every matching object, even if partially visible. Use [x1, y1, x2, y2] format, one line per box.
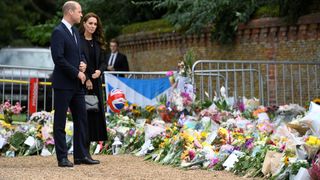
[220, 86, 226, 99]
[122, 116, 130, 121]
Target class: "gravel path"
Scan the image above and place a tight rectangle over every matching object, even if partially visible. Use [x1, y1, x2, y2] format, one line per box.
[0, 155, 255, 180]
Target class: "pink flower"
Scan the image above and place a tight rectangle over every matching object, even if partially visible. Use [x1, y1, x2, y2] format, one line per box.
[166, 71, 174, 77]
[194, 139, 202, 148]
[45, 138, 55, 145]
[188, 150, 196, 160]
[209, 158, 220, 167]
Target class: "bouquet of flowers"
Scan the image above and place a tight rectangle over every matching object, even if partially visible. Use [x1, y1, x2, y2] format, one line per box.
[29, 111, 53, 125]
[0, 100, 23, 124]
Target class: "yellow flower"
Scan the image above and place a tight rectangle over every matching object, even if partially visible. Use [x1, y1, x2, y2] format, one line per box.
[1, 121, 13, 129]
[145, 105, 155, 113]
[173, 135, 179, 141]
[218, 127, 228, 137]
[313, 98, 320, 104]
[164, 138, 170, 145]
[180, 131, 194, 144]
[202, 142, 211, 147]
[172, 126, 178, 132]
[195, 132, 201, 141]
[283, 156, 289, 166]
[159, 142, 165, 149]
[237, 135, 245, 142]
[181, 150, 189, 160]
[201, 132, 208, 139]
[306, 136, 320, 147]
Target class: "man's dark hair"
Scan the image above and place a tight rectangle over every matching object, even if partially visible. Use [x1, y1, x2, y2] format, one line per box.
[110, 38, 119, 46]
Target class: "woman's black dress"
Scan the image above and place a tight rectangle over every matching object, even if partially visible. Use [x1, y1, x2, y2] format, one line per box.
[81, 36, 108, 141]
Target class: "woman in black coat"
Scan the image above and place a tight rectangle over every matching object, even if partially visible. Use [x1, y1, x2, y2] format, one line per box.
[79, 12, 108, 149]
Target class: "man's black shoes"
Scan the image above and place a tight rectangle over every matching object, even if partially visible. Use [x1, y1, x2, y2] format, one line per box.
[58, 158, 74, 167]
[74, 156, 100, 165]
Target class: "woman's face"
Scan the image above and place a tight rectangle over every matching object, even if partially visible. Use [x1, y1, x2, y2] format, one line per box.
[83, 17, 97, 35]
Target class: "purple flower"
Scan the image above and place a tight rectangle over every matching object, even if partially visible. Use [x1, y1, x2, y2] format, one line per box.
[129, 128, 135, 136]
[244, 138, 254, 150]
[236, 101, 245, 112]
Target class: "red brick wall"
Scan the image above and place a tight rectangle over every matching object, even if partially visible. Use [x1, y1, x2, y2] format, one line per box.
[118, 13, 320, 72]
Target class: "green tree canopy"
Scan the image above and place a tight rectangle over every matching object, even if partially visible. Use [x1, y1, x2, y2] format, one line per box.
[0, 0, 316, 47]
[136, 0, 315, 43]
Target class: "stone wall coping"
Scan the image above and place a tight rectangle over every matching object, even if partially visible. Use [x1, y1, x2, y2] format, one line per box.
[118, 13, 320, 44]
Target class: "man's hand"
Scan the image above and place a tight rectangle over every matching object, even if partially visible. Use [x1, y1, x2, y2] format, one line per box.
[79, 61, 87, 72]
[107, 66, 115, 71]
[85, 79, 93, 90]
[92, 70, 101, 79]
[78, 71, 86, 84]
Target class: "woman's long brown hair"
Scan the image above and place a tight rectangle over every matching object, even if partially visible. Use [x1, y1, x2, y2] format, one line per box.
[79, 12, 106, 50]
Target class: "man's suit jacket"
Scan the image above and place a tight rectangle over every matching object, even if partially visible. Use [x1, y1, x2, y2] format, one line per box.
[51, 23, 84, 90]
[106, 52, 129, 72]
[80, 36, 107, 80]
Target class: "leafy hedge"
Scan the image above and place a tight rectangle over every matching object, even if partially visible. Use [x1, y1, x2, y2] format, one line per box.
[121, 19, 174, 35]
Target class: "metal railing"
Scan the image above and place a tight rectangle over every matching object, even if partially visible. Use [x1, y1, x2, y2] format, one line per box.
[0, 65, 53, 114]
[104, 71, 168, 79]
[192, 60, 320, 106]
[1, 60, 319, 113]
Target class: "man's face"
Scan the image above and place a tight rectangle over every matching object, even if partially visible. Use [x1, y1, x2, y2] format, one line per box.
[70, 3, 82, 24]
[110, 42, 118, 53]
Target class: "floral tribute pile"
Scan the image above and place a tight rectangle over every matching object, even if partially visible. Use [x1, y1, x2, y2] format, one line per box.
[1, 54, 320, 179]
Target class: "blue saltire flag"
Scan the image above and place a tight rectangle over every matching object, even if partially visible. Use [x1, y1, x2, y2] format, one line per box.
[104, 73, 172, 107]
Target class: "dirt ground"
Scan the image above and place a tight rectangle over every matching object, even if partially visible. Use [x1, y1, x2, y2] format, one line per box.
[0, 155, 256, 180]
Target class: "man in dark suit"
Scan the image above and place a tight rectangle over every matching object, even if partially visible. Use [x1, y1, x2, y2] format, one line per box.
[106, 39, 129, 77]
[50, 1, 98, 167]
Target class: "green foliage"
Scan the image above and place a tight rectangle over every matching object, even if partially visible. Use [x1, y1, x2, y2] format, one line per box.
[290, 160, 309, 175]
[2, 0, 317, 46]
[81, 0, 166, 41]
[254, 4, 280, 18]
[139, 0, 261, 43]
[137, 0, 317, 43]
[214, 99, 230, 111]
[20, 13, 61, 46]
[9, 132, 27, 150]
[121, 19, 174, 34]
[232, 147, 268, 177]
[0, 0, 40, 47]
